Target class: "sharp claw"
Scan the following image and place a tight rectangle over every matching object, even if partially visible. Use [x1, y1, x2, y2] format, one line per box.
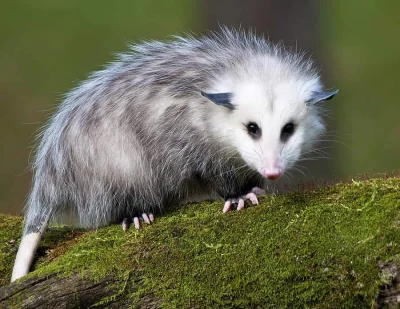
[223, 200, 232, 213]
[223, 187, 265, 213]
[237, 198, 245, 211]
[142, 213, 151, 224]
[245, 192, 259, 205]
[133, 217, 140, 230]
[122, 218, 129, 231]
[149, 213, 154, 222]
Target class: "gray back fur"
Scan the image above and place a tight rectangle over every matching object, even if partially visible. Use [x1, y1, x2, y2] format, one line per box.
[24, 28, 317, 234]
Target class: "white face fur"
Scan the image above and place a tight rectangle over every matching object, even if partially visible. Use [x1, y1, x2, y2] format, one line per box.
[208, 77, 327, 181]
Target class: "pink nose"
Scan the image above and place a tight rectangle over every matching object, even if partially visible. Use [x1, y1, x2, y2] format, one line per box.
[262, 167, 282, 180]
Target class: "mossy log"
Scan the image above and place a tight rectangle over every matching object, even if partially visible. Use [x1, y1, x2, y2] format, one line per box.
[0, 272, 128, 308]
[1, 177, 400, 308]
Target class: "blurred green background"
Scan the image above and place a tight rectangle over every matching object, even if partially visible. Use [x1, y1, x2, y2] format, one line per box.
[1, 1, 399, 215]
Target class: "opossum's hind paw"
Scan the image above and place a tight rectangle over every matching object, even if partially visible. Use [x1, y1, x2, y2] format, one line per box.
[121, 213, 155, 231]
[222, 187, 265, 213]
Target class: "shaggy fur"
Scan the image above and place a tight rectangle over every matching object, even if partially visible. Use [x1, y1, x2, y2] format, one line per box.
[12, 28, 337, 281]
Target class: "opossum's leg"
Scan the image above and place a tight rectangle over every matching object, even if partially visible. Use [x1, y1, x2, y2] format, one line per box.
[121, 213, 155, 231]
[222, 187, 265, 213]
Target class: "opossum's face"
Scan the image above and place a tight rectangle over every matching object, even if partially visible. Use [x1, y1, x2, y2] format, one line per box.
[203, 82, 337, 180]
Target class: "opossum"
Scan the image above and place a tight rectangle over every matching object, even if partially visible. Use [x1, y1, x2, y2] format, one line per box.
[11, 28, 338, 282]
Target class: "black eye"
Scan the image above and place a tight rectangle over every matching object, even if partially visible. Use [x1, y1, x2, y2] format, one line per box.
[281, 122, 295, 141]
[246, 122, 261, 138]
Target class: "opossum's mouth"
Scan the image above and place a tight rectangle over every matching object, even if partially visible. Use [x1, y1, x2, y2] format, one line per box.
[265, 174, 280, 181]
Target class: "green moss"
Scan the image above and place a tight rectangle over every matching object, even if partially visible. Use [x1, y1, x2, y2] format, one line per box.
[131, 178, 400, 308]
[2, 177, 400, 307]
[0, 214, 22, 286]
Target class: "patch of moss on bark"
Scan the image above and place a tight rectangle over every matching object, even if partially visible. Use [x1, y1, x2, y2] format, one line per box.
[1, 177, 400, 308]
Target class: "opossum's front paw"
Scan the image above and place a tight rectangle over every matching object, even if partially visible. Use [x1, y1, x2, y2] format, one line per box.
[121, 213, 155, 231]
[222, 187, 265, 213]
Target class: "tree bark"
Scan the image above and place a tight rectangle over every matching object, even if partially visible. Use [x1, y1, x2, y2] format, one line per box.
[1, 177, 400, 308]
[376, 262, 400, 308]
[1, 267, 399, 308]
[0, 271, 161, 309]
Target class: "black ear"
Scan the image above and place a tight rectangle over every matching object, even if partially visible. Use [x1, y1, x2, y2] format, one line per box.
[201, 91, 235, 110]
[307, 90, 339, 105]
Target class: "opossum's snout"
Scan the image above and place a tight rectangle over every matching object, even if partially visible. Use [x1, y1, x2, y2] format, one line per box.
[260, 156, 284, 180]
[237, 144, 285, 181]
[262, 166, 282, 180]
